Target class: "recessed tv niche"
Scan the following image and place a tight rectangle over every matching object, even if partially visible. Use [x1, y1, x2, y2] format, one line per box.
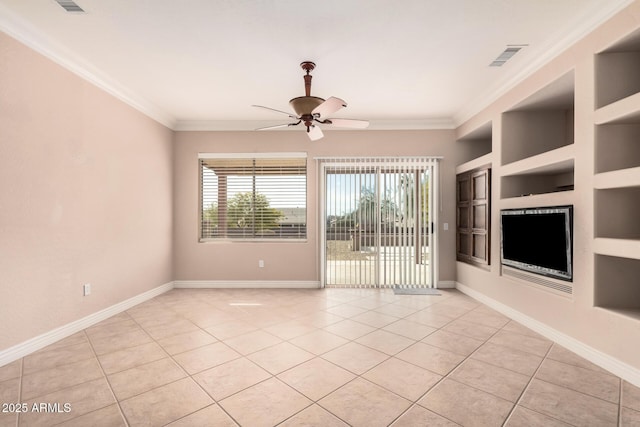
[500, 206, 573, 282]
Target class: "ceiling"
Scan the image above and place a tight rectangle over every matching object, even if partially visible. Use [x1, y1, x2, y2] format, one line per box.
[0, 0, 632, 130]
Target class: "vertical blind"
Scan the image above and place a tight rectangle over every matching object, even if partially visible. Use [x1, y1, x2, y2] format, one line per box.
[318, 156, 440, 288]
[199, 153, 307, 240]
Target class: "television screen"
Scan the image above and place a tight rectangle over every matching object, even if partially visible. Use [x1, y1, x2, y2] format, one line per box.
[501, 206, 573, 281]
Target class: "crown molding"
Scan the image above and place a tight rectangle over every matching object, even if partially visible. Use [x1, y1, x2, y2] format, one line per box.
[174, 118, 455, 132]
[0, 3, 176, 129]
[453, 0, 636, 127]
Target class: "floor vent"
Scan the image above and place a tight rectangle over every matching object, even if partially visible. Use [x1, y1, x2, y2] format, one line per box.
[503, 266, 573, 295]
[55, 0, 85, 13]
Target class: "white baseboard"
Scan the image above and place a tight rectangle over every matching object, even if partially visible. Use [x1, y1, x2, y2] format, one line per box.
[456, 281, 640, 388]
[174, 280, 321, 289]
[438, 280, 456, 289]
[0, 282, 174, 367]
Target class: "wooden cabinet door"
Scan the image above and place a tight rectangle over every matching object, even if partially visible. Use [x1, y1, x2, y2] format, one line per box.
[457, 167, 490, 266]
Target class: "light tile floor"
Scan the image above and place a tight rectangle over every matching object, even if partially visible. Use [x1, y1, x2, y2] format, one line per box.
[1, 288, 639, 426]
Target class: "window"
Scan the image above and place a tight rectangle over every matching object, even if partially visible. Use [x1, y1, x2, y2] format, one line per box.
[199, 153, 307, 241]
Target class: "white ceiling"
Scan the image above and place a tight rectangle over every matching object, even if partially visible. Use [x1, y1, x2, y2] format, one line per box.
[0, 0, 632, 130]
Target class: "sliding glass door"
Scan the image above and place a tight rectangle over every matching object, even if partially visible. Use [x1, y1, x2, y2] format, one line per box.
[319, 157, 439, 288]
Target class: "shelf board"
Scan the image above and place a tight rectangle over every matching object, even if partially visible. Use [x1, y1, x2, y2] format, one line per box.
[594, 238, 640, 260]
[595, 307, 640, 322]
[500, 190, 575, 208]
[595, 92, 640, 125]
[594, 166, 640, 189]
[501, 144, 575, 177]
[456, 153, 493, 174]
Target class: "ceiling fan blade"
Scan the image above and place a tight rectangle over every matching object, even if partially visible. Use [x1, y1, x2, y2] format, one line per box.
[307, 125, 324, 141]
[324, 118, 370, 129]
[312, 96, 346, 118]
[252, 105, 299, 119]
[256, 122, 299, 131]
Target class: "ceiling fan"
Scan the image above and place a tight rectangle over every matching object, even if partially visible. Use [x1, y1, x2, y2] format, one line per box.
[252, 61, 369, 141]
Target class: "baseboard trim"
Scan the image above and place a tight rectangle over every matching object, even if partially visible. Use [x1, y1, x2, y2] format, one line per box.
[173, 280, 321, 289]
[0, 282, 174, 367]
[438, 280, 456, 289]
[455, 281, 640, 388]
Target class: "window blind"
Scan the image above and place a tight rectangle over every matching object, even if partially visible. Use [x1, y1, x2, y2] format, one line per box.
[199, 154, 307, 241]
[316, 156, 440, 288]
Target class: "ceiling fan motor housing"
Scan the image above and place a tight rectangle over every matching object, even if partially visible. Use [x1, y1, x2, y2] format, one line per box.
[289, 96, 325, 118]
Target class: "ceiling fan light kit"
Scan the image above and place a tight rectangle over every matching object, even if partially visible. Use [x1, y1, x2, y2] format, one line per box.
[252, 61, 369, 141]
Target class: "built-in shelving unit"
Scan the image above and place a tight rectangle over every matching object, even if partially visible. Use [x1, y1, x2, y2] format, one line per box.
[594, 98, 640, 175]
[456, 121, 492, 166]
[593, 28, 640, 319]
[595, 187, 640, 239]
[500, 72, 575, 200]
[595, 255, 640, 320]
[595, 28, 640, 109]
[456, 152, 492, 175]
[501, 146, 574, 199]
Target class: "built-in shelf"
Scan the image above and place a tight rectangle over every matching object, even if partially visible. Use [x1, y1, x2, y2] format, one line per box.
[594, 92, 640, 125]
[594, 238, 640, 260]
[595, 28, 640, 109]
[500, 145, 574, 199]
[500, 190, 575, 210]
[456, 153, 492, 175]
[594, 89, 640, 177]
[594, 255, 640, 318]
[457, 121, 492, 165]
[596, 307, 640, 322]
[594, 166, 640, 189]
[501, 144, 574, 177]
[595, 186, 640, 239]
[502, 72, 574, 166]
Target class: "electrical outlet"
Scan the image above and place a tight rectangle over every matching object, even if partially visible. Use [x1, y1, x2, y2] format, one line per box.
[83, 283, 91, 296]
[443, 222, 449, 231]
[259, 260, 265, 268]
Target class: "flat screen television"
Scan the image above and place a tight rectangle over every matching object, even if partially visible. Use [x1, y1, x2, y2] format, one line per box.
[500, 205, 573, 282]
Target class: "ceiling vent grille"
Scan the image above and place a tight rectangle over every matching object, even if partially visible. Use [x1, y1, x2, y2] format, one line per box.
[490, 45, 526, 67]
[55, 0, 85, 13]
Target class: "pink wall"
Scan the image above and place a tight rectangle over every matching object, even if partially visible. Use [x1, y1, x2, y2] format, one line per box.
[173, 129, 461, 283]
[0, 32, 174, 350]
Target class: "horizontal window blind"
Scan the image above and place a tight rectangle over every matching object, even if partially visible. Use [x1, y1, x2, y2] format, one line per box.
[200, 155, 307, 241]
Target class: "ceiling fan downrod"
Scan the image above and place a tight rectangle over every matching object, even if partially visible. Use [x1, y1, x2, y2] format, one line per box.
[300, 61, 315, 97]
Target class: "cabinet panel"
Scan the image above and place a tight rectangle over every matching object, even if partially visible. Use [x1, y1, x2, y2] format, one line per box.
[457, 167, 490, 266]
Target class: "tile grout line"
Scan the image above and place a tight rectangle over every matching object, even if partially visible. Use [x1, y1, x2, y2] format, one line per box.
[318, 294, 482, 425]
[400, 312, 507, 424]
[193, 291, 417, 425]
[16, 356, 23, 427]
[380, 294, 489, 425]
[618, 379, 623, 427]
[83, 329, 131, 427]
[153, 294, 327, 426]
[17, 332, 123, 426]
[120, 296, 245, 426]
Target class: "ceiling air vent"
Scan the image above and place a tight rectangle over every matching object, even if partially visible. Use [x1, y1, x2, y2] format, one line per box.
[490, 45, 527, 67]
[55, 0, 85, 13]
